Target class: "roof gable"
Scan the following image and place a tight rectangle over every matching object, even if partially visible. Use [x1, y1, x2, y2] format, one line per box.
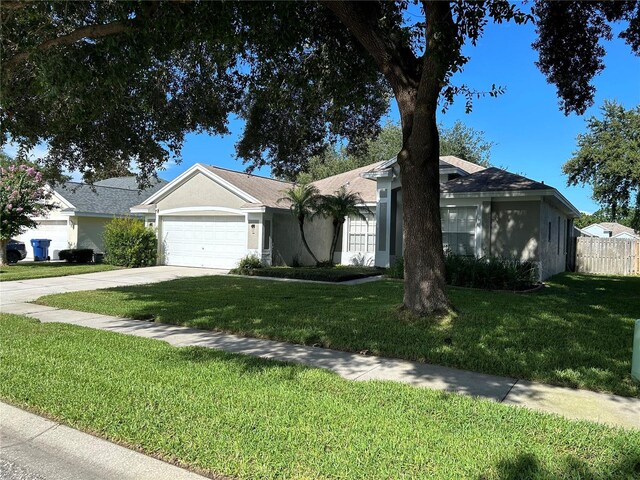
[203, 165, 292, 208]
[310, 161, 383, 204]
[439, 155, 486, 174]
[593, 222, 638, 238]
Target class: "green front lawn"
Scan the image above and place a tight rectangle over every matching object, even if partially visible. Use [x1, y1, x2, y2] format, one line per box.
[0, 262, 120, 282]
[36, 273, 640, 397]
[1, 314, 638, 480]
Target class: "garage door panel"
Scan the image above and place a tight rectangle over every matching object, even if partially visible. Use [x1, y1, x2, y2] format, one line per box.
[161, 215, 247, 269]
[16, 220, 69, 260]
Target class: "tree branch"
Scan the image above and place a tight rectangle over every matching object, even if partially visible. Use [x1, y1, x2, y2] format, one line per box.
[0, 1, 32, 11]
[320, 0, 420, 94]
[6, 20, 130, 70]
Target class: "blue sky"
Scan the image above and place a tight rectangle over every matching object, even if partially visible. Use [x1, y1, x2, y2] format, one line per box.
[169, 17, 639, 214]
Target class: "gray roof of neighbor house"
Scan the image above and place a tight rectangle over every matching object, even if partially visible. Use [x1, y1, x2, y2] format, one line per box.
[55, 181, 165, 216]
[441, 167, 549, 193]
[589, 222, 639, 237]
[311, 161, 385, 203]
[204, 165, 293, 209]
[94, 176, 168, 191]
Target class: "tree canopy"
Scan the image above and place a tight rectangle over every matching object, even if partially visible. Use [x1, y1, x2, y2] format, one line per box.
[563, 101, 640, 223]
[4, 2, 637, 183]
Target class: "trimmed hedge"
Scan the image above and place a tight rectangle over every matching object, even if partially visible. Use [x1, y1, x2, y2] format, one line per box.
[58, 249, 94, 264]
[232, 266, 382, 282]
[103, 218, 157, 268]
[445, 255, 539, 291]
[386, 255, 539, 291]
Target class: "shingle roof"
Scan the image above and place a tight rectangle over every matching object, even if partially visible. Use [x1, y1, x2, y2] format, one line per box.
[203, 165, 293, 209]
[94, 176, 168, 192]
[311, 161, 383, 203]
[55, 182, 157, 216]
[441, 167, 550, 194]
[439, 155, 486, 174]
[594, 222, 639, 237]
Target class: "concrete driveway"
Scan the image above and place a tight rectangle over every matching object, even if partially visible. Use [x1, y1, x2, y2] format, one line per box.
[0, 266, 226, 306]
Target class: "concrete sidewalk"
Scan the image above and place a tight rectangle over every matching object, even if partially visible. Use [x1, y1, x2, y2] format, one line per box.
[0, 265, 226, 305]
[0, 402, 209, 480]
[4, 301, 638, 430]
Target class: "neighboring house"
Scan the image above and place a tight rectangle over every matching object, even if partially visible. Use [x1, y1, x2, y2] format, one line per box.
[133, 156, 580, 279]
[17, 176, 166, 260]
[580, 222, 640, 240]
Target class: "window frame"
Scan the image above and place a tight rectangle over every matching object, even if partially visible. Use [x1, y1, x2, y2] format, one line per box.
[441, 206, 477, 257]
[347, 211, 376, 253]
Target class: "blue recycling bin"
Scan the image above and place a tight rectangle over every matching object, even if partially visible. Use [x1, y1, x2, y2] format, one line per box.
[30, 239, 51, 261]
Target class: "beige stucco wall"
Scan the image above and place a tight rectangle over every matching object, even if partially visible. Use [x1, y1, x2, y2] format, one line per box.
[538, 199, 569, 279]
[271, 211, 334, 266]
[490, 200, 540, 262]
[76, 216, 111, 253]
[156, 172, 246, 211]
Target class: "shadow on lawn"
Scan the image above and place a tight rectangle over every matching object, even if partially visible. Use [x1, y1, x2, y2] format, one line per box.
[54, 272, 640, 397]
[488, 451, 640, 480]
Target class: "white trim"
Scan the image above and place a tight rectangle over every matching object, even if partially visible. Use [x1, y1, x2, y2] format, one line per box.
[440, 189, 554, 199]
[241, 206, 267, 213]
[68, 212, 132, 219]
[131, 206, 155, 214]
[440, 189, 579, 217]
[141, 163, 260, 206]
[158, 206, 247, 216]
[361, 169, 393, 179]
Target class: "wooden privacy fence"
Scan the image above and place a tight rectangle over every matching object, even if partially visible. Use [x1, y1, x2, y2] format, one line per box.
[575, 237, 640, 275]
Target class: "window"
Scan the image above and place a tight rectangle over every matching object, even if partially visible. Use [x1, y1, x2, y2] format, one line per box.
[557, 217, 561, 254]
[548, 222, 552, 242]
[441, 207, 476, 256]
[348, 212, 376, 253]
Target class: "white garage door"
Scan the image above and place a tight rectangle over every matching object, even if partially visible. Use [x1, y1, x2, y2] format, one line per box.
[16, 220, 69, 260]
[161, 215, 247, 269]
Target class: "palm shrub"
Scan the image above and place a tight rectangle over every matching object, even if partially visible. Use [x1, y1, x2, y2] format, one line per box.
[317, 186, 371, 266]
[237, 254, 262, 271]
[278, 183, 322, 265]
[103, 217, 157, 267]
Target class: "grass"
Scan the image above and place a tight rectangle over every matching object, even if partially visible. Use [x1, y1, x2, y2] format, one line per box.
[1, 314, 638, 480]
[232, 265, 382, 282]
[0, 262, 119, 282]
[36, 273, 640, 397]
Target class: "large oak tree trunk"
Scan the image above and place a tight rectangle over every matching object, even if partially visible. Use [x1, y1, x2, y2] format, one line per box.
[398, 121, 450, 315]
[323, 0, 456, 315]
